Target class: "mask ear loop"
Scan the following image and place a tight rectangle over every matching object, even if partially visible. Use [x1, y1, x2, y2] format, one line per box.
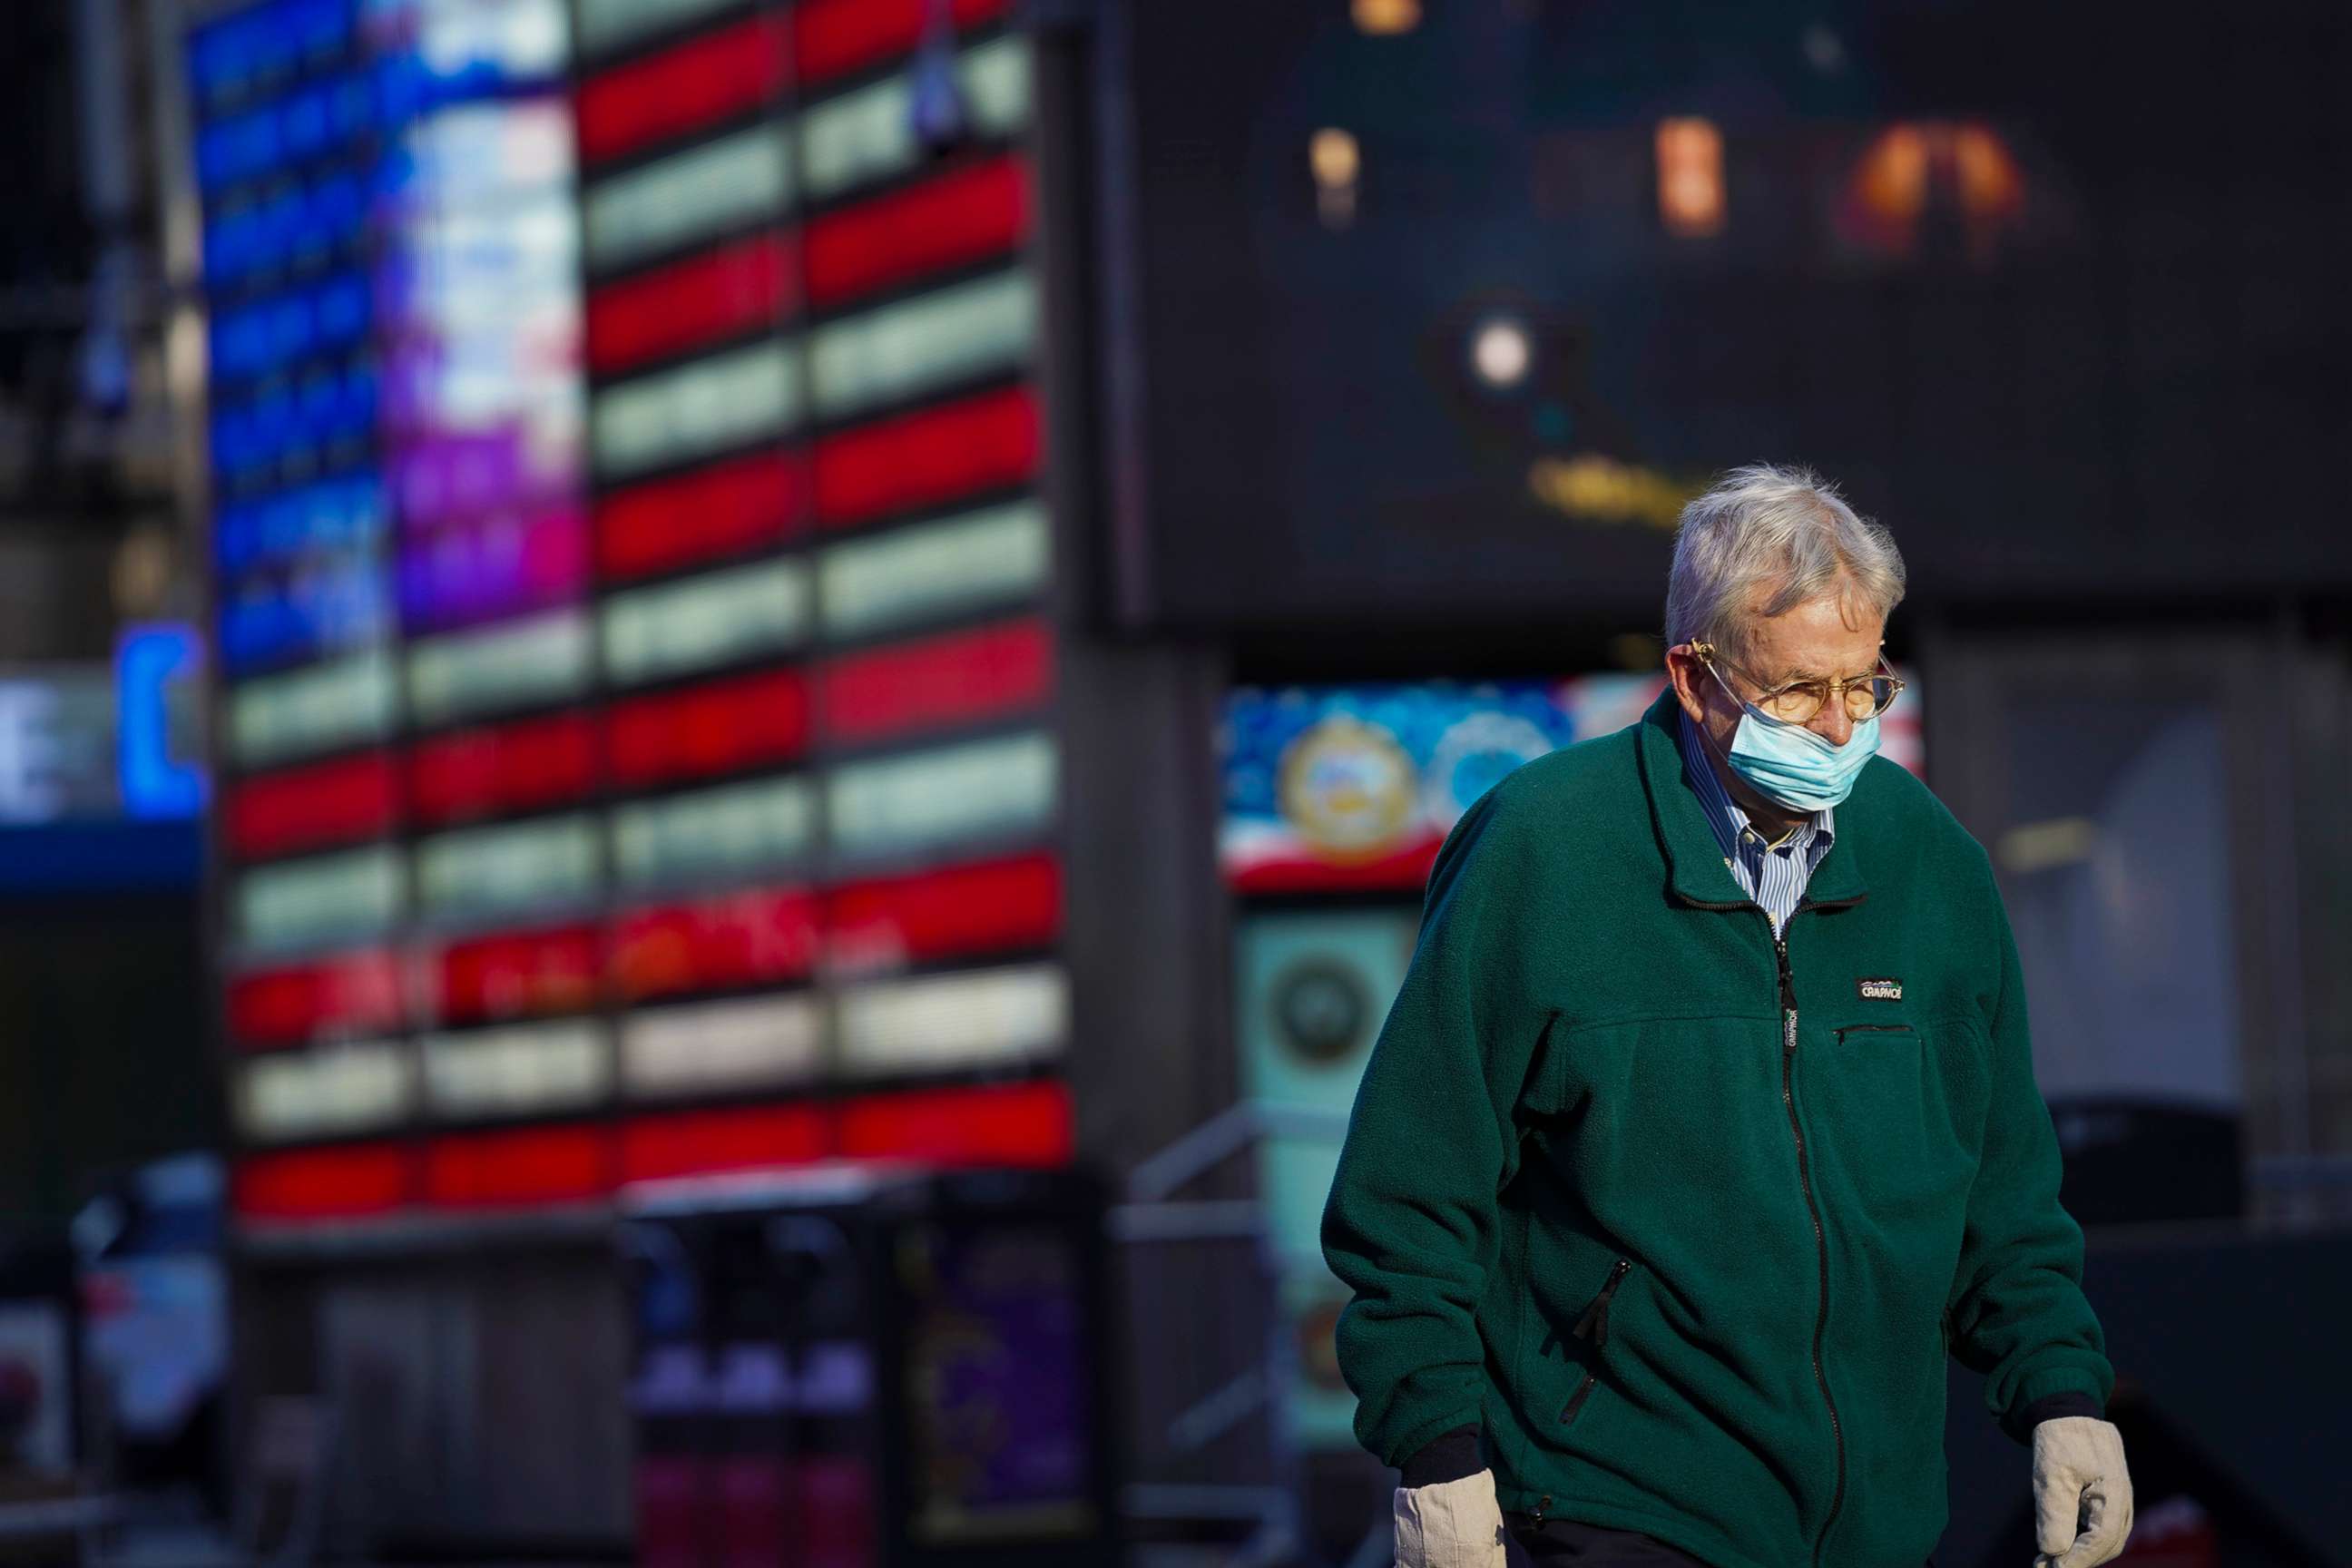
[1691, 644, 1795, 733]
[1683, 648, 1757, 780]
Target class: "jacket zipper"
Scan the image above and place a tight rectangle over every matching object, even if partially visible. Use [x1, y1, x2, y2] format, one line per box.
[1776, 916, 1847, 1564]
[1833, 1023, 1914, 1043]
[1560, 1257, 1632, 1424]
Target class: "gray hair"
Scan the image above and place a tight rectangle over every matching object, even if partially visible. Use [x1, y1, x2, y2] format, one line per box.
[1664, 464, 1907, 662]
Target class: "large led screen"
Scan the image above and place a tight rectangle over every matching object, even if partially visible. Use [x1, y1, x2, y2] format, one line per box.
[1104, 2, 2352, 630]
[201, 0, 1069, 1225]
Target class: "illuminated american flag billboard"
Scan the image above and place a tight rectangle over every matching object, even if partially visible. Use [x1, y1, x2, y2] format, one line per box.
[197, 0, 1070, 1230]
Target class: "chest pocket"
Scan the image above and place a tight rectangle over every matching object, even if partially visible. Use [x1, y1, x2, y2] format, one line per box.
[1802, 1012, 1992, 1227]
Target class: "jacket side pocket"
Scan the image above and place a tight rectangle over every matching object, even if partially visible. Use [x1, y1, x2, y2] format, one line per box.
[1560, 1257, 1634, 1426]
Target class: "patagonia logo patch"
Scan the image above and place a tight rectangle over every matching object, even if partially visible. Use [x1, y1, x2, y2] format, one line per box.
[1857, 977, 1904, 1002]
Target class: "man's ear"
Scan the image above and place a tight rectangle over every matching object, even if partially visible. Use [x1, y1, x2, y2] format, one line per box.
[1663, 644, 1710, 724]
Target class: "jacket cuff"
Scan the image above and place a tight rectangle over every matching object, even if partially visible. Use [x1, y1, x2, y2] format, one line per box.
[2003, 1389, 2105, 1445]
[1398, 1426, 1483, 1488]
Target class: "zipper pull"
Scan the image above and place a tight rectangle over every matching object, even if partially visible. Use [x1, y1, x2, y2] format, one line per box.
[1571, 1259, 1632, 1348]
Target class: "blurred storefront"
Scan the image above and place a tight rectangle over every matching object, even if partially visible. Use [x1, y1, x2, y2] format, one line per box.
[156, 1, 2352, 1564]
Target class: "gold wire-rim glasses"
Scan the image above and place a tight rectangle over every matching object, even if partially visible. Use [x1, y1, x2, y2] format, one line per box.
[1687, 641, 1906, 725]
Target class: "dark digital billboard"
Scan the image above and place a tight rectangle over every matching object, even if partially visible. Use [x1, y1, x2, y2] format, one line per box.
[1098, 1, 2352, 630]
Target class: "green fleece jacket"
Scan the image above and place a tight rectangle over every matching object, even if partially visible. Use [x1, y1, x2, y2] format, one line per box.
[1321, 690, 2111, 1568]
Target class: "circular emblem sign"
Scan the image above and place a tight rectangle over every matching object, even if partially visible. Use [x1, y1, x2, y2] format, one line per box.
[1269, 955, 1373, 1068]
[1423, 708, 1556, 831]
[1277, 714, 1417, 860]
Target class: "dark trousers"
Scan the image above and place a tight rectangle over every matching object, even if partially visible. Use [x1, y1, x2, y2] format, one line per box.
[1505, 1514, 1700, 1563]
[1504, 1514, 1938, 1567]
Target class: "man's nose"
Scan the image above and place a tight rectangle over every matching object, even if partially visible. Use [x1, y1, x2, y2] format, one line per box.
[1811, 704, 1856, 746]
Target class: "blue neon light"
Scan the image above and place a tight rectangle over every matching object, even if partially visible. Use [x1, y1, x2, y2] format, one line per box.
[209, 271, 371, 381]
[189, 0, 355, 119]
[217, 553, 392, 673]
[116, 626, 208, 819]
[209, 363, 379, 479]
[202, 174, 369, 287]
[213, 473, 386, 580]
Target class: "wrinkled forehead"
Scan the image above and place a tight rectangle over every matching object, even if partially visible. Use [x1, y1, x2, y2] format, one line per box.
[1736, 592, 1886, 683]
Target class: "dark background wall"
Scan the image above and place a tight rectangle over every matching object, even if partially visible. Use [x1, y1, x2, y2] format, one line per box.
[0, 884, 214, 1217]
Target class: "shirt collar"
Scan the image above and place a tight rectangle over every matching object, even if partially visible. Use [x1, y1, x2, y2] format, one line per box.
[1676, 708, 1835, 861]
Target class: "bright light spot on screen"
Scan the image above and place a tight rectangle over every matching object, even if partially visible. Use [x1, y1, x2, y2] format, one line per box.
[1470, 318, 1532, 388]
[1950, 124, 2024, 222]
[1655, 117, 1726, 238]
[1309, 128, 1359, 190]
[1310, 128, 1358, 229]
[1352, 0, 1421, 34]
[1854, 123, 1931, 230]
[1840, 122, 2024, 261]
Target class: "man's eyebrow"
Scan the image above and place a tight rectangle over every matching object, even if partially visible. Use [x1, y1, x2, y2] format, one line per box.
[1766, 662, 1884, 686]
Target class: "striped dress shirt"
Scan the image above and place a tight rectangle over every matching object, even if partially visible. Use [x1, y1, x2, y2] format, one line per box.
[1676, 710, 1836, 936]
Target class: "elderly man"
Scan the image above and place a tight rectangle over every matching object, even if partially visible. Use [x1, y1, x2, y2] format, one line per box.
[1322, 466, 2132, 1568]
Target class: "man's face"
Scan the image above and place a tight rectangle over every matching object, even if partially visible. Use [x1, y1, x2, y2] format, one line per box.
[1669, 590, 1886, 797]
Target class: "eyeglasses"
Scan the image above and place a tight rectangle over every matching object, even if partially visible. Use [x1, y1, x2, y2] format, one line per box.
[1688, 642, 1906, 725]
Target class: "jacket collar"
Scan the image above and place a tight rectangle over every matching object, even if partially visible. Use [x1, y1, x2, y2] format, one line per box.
[1633, 686, 1868, 912]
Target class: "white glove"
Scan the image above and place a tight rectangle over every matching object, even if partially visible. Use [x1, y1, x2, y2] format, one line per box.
[2031, 1416, 2135, 1567]
[1391, 1467, 1507, 1568]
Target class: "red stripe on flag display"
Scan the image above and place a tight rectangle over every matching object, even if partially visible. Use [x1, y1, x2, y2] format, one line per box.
[587, 233, 799, 376]
[836, 1079, 1071, 1166]
[618, 1102, 830, 1185]
[596, 450, 809, 581]
[605, 668, 812, 789]
[813, 386, 1039, 528]
[804, 157, 1029, 310]
[409, 713, 600, 828]
[793, 0, 1013, 88]
[610, 886, 821, 1003]
[824, 851, 1061, 970]
[818, 617, 1053, 745]
[226, 751, 398, 860]
[227, 948, 405, 1048]
[234, 1143, 413, 1220]
[434, 925, 603, 1026]
[423, 1124, 614, 1208]
[576, 14, 793, 166]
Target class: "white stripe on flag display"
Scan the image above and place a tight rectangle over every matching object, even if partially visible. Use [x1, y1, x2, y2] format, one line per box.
[593, 339, 801, 479]
[422, 1019, 612, 1119]
[836, 960, 1066, 1077]
[582, 123, 795, 270]
[819, 500, 1048, 640]
[808, 270, 1035, 422]
[827, 730, 1055, 858]
[611, 775, 816, 890]
[238, 847, 405, 948]
[239, 1041, 415, 1142]
[230, 649, 398, 766]
[407, 609, 593, 727]
[603, 557, 811, 686]
[573, 0, 740, 55]
[619, 993, 824, 1098]
[800, 37, 1030, 201]
[416, 814, 602, 919]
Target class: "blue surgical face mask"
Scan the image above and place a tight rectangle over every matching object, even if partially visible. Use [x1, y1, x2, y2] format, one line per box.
[1700, 662, 1881, 813]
